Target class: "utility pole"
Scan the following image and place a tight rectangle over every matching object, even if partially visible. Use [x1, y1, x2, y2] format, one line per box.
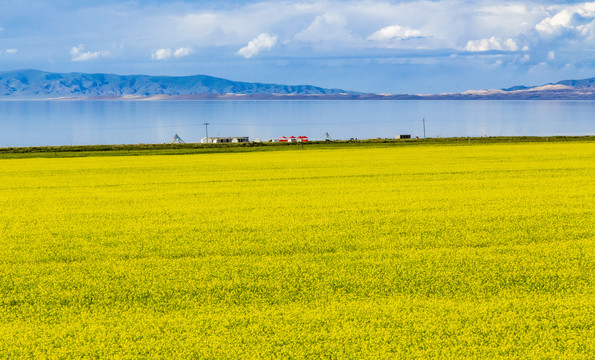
[203, 122, 210, 143]
[422, 118, 426, 140]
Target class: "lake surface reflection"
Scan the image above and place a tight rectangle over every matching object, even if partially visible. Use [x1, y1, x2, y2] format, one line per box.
[0, 100, 593, 147]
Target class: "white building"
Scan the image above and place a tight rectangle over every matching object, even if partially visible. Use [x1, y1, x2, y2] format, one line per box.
[201, 137, 249, 144]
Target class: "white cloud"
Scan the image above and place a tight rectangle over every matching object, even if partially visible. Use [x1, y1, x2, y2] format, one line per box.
[5, 48, 18, 55]
[473, 3, 544, 35]
[535, 3, 595, 36]
[548, 50, 556, 61]
[4, 0, 594, 85]
[294, 13, 353, 43]
[465, 37, 521, 52]
[173, 47, 193, 58]
[367, 25, 422, 41]
[504, 38, 520, 51]
[237, 33, 278, 58]
[70, 44, 110, 61]
[537, 10, 574, 35]
[151, 48, 172, 60]
[134, 1, 593, 61]
[151, 47, 193, 60]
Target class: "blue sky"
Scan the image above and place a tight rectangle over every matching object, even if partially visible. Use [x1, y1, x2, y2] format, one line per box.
[0, 0, 593, 93]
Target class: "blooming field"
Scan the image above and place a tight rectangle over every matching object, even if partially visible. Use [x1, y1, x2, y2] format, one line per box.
[0, 142, 593, 359]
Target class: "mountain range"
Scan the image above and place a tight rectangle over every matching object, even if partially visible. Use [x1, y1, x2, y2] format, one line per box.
[0, 69, 593, 100]
[0, 69, 354, 98]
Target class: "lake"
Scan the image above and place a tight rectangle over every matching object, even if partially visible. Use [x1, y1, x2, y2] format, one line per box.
[0, 100, 593, 147]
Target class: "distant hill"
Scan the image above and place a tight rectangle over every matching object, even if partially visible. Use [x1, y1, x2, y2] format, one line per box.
[501, 78, 595, 92]
[554, 77, 595, 88]
[0, 69, 357, 98]
[0, 69, 593, 100]
[371, 76, 595, 100]
[424, 77, 595, 100]
[362, 77, 595, 100]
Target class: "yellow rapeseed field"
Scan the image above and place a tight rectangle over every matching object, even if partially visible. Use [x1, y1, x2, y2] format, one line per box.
[0, 142, 593, 359]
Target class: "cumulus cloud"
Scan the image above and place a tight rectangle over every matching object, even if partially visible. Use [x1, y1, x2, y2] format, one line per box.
[237, 33, 278, 58]
[535, 3, 595, 37]
[173, 47, 193, 58]
[367, 25, 422, 41]
[5, 48, 18, 55]
[129, 1, 593, 64]
[4, 0, 594, 88]
[294, 14, 347, 42]
[465, 37, 522, 52]
[152, 48, 172, 60]
[152, 47, 193, 60]
[70, 44, 110, 61]
[293, 12, 361, 45]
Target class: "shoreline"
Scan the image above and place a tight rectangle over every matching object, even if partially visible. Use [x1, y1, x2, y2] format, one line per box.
[1, 135, 593, 159]
[1, 93, 595, 101]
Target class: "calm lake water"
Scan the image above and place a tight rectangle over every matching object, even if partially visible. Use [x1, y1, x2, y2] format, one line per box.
[0, 100, 593, 147]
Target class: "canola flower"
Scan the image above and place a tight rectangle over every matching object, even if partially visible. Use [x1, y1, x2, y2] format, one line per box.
[0, 142, 593, 359]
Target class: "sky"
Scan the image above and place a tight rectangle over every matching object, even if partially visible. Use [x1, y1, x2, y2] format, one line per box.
[0, 0, 594, 93]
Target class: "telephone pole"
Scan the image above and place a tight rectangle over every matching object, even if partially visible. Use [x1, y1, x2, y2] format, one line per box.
[203, 122, 210, 143]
